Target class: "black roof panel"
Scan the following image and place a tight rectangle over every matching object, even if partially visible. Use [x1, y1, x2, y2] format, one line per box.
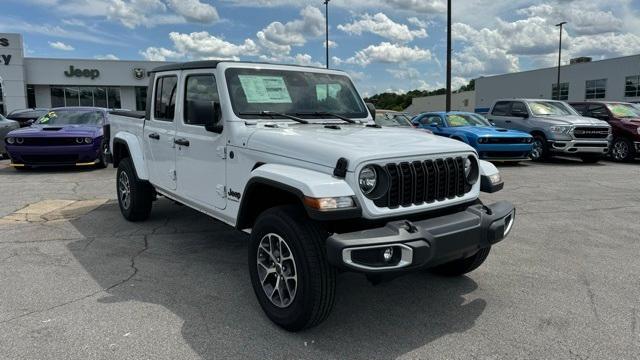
[149, 60, 327, 74]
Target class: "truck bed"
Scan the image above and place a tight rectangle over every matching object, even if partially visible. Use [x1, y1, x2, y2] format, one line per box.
[107, 111, 145, 152]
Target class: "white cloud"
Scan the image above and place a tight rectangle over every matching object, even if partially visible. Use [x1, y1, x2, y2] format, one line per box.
[139, 46, 181, 61]
[324, 40, 337, 48]
[407, 17, 428, 28]
[257, 5, 325, 54]
[259, 53, 324, 68]
[48, 41, 74, 51]
[338, 13, 427, 43]
[223, 0, 446, 14]
[165, 0, 219, 23]
[518, 3, 623, 36]
[386, 67, 421, 80]
[343, 42, 431, 66]
[167, 31, 259, 60]
[94, 54, 119, 60]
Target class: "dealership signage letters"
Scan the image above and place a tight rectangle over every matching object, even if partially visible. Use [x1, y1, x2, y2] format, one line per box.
[65, 65, 100, 79]
[0, 37, 11, 65]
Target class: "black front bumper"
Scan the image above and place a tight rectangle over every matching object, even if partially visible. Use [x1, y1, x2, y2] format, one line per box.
[326, 201, 515, 273]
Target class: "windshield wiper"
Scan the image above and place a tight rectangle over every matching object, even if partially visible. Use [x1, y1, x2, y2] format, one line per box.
[239, 111, 309, 124]
[295, 111, 359, 124]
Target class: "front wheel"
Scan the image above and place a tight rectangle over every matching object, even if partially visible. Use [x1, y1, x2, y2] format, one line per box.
[96, 141, 109, 168]
[116, 157, 153, 221]
[430, 247, 491, 276]
[530, 134, 549, 161]
[249, 205, 336, 331]
[610, 137, 635, 162]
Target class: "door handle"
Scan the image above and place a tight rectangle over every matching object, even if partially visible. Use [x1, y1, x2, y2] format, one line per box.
[174, 138, 190, 147]
[148, 133, 160, 140]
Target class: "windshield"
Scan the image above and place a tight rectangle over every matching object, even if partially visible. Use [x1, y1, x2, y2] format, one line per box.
[606, 103, 640, 118]
[226, 68, 368, 120]
[375, 112, 412, 127]
[446, 113, 491, 127]
[36, 110, 104, 126]
[528, 101, 576, 116]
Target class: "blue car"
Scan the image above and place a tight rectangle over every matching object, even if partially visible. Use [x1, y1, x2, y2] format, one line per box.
[412, 111, 533, 161]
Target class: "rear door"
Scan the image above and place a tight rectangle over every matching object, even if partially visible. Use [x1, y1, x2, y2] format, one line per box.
[175, 71, 227, 210]
[144, 73, 179, 191]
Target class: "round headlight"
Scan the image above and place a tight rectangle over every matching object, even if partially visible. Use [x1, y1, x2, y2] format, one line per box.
[464, 156, 479, 185]
[84, 137, 92, 144]
[6, 137, 15, 144]
[16, 137, 24, 144]
[359, 166, 378, 195]
[76, 137, 84, 144]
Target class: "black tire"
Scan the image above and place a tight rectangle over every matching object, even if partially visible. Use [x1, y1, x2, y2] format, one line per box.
[116, 157, 153, 221]
[249, 205, 336, 331]
[580, 154, 602, 164]
[430, 247, 491, 277]
[96, 141, 109, 169]
[610, 137, 635, 162]
[530, 134, 549, 161]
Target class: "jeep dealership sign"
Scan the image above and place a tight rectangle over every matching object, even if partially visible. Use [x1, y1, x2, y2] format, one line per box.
[64, 65, 100, 79]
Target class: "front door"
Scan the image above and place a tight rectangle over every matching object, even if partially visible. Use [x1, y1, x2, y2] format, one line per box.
[144, 73, 179, 191]
[175, 71, 227, 210]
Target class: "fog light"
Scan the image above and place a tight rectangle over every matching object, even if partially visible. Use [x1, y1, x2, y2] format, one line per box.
[382, 247, 394, 262]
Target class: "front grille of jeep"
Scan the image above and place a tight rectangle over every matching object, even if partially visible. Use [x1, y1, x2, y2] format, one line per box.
[373, 157, 468, 209]
[572, 127, 609, 139]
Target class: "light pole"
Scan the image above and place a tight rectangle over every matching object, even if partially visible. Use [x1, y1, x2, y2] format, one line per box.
[555, 21, 567, 100]
[445, 0, 452, 112]
[324, 0, 330, 69]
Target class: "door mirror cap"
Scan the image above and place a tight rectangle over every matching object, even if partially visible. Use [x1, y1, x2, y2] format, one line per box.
[204, 102, 223, 134]
[513, 111, 529, 119]
[365, 102, 376, 119]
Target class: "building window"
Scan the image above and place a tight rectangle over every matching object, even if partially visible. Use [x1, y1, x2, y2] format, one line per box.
[625, 75, 640, 98]
[552, 82, 569, 100]
[135, 87, 147, 111]
[585, 79, 606, 99]
[49, 86, 121, 109]
[27, 85, 36, 108]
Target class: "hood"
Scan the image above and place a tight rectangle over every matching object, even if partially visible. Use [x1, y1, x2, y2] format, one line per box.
[453, 126, 531, 137]
[246, 124, 475, 170]
[535, 115, 609, 126]
[8, 124, 102, 138]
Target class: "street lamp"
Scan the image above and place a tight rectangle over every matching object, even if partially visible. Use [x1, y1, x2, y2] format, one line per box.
[555, 21, 567, 100]
[445, 0, 452, 112]
[324, 0, 330, 69]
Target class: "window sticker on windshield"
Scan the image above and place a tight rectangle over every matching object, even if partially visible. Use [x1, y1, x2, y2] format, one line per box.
[316, 84, 342, 101]
[447, 115, 467, 126]
[238, 75, 292, 103]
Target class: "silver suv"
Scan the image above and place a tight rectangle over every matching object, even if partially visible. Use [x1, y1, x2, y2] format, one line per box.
[487, 99, 611, 163]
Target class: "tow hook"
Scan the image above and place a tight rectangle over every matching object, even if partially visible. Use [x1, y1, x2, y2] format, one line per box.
[400, 221, 418, 234]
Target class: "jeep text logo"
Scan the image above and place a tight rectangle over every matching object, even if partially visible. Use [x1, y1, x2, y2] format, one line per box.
[64, 65, 100, 79]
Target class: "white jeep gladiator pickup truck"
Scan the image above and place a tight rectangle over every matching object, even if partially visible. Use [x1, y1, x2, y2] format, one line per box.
[107, 60, 515, 331]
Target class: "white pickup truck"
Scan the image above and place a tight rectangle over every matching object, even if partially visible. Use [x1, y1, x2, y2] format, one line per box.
[107, 60, 515, 331]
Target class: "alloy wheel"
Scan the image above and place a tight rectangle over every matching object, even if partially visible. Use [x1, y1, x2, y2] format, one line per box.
[530, 139, 543, 160]
[118, 171, 131, 210]
[612, 139, 629, 161]
[256, 233, 298, 308]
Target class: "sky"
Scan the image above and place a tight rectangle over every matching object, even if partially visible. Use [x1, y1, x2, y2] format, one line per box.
[1, 0, 640, 97]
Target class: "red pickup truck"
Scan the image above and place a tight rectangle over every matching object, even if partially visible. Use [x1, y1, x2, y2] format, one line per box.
[570, 101, 640, 161]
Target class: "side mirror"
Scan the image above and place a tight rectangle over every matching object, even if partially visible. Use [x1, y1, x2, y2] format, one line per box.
[429, 123, 439, 128]
[366, 102, 376, 119]
[490, 121, 497, 126]
[204, 102, 223, 134]
[512, 111, 529, 119]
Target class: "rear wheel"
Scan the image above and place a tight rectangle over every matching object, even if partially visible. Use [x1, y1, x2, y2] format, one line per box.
[116, 157, 153, 221]
[249, 205, 336, 331]
[610, 137, 635, 162]
[430, 247, 491, 276]
[530, 134, 549, 161]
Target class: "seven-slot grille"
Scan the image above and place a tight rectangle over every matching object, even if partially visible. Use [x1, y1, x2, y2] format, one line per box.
[572, 127, 609, 139]
[373, 157, 468, 209]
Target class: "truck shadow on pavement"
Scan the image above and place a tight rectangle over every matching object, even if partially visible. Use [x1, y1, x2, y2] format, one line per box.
[67, 199, 485, 360]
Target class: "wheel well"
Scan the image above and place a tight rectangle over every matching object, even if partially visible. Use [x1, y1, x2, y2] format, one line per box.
[530, 130, 546, 139]
[112, 140, 131, 167]
[236, 182, 303, 230]
[451, 136, 465, 142]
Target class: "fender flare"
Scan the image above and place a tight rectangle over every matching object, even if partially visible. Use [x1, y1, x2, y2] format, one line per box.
[236, 164, 360, 228]
[112, 132, 148, 180]
[479, 160, 503, 193]
[450, 133, 469, 143]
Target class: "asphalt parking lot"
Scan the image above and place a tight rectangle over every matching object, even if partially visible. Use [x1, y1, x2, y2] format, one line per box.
[0, 158, 638, 359]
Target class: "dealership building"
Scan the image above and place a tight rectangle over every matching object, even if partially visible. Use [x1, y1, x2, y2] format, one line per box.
[0, 33, 168, 115]
[405, 54, 640, 114]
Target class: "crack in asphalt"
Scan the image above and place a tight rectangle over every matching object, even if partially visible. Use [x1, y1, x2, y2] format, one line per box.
[0, 236, 149, 325]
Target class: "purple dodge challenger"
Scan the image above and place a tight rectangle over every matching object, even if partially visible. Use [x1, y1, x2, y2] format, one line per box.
[4, 107, 109, 169]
